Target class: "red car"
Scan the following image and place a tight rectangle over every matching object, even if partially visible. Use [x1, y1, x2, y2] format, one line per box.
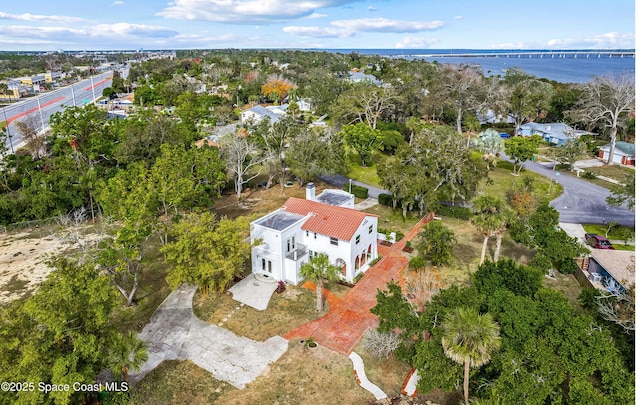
[585, 233, 615, 249]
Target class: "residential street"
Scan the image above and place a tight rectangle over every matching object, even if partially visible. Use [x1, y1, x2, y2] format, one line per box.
[517, 159, 635, 227]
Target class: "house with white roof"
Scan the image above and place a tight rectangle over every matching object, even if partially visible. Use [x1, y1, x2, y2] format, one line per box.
[240, 104, 288, 124]
[598, 142, 635, 166]
[250, 184, 378, 284]
[517, 122, 593, 145]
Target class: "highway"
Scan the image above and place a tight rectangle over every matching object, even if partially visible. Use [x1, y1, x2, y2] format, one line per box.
[2, 71, 114, 152]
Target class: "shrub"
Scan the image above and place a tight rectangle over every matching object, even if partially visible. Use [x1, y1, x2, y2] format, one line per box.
[413, 221, 456, 266]
[435, 204, 472, 220]
[582, 170, 597, 179]
[395, 231, 405, 241]
[354, 272, 365, 283]
[343, 183, 369, 199]
[378, 193, 394, 207]
[362, 329, 401, 359]
[409, 256, 427, 270]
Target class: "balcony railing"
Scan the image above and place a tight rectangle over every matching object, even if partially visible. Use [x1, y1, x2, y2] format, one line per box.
[286, 243, 307, 261]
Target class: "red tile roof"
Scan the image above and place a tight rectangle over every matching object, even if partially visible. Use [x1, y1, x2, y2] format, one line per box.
[282, 197, 376, 241]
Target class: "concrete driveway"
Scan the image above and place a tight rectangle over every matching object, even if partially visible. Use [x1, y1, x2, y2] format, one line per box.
[129, 284, 288, 389]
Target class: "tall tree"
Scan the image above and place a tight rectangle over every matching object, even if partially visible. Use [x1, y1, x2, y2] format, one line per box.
[340, 122, 382, 167]
[554, 139, 587, 171]
[285, 127, 346, 184]
[441, 307, 501, 405]
[261, 73, 296, 104]
[474, 128, 505, 169]
[220, 131, 266, 199]
[568, 73, 635, 165]
[504, 136, 538, 174]
[299, 253, 341, 312]
[161, 212, 251, 293]
[606, 173, 635, 210]
[471, 195, 509, 264]
[503, 68, 554, 134]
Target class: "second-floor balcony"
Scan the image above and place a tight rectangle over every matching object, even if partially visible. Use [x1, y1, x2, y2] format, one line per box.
[286, 243, 307, 261]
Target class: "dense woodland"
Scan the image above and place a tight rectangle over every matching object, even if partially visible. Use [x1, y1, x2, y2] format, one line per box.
[0, 49, 634, 404]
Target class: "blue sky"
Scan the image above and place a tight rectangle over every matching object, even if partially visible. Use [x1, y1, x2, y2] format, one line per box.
[0, 0, 635, 51]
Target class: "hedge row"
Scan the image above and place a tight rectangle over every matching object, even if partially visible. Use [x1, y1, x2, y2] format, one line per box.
[435, 204, 472, 220]
[343, 183, 369, 199]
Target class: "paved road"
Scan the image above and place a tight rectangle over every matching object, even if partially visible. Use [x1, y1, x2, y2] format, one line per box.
[318, 174, 390, 198]
[2, 71, 114, 151]
[515, 159, 634, 226]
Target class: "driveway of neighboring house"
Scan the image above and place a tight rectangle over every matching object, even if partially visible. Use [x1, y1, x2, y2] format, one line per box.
[129, 284, 288, 389]
[284, 215, 433, 355]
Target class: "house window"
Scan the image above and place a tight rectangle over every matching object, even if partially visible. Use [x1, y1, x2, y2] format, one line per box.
[306, 231, 309, 237]
[368, 225, 373, 234]
[314, 232, 317, 239]
[268, 261, 272, 273]
[330, 237, 338, 246]
[356, 235, 361, 244]
[262, 259, 266, 271]
[309, 250, 314, 258]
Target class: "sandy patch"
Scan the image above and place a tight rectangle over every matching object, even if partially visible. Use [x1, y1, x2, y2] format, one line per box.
[0, 228, 102, 305]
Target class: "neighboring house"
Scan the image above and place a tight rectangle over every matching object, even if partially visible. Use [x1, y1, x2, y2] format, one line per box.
[240, 104, 288, 124]
[517, 122, 593, 145]
[297, 98, 313, 112]
[577, 249, 635, 295]
[348, 70, 382, 86]
[250, 183, 378, 284]
[598, 142, 635, 166]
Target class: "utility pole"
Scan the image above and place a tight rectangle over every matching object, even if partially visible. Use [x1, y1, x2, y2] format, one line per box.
[2, 106, 13, 153]
[36, 91, 46, 135]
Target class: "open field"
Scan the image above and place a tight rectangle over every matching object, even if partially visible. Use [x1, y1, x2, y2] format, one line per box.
[347, 152, 382, 187]
[354, 339, 413, 397]
[132, 341, 372, 404]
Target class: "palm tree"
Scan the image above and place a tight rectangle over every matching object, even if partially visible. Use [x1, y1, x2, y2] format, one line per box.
[492, 206, 515, 262]
[300, 253, 341, 312]
[441, 307, 502, 405]
[474, 129, 505, 169]
[471, 196, 508, 264]
[107, 331, 148, 382]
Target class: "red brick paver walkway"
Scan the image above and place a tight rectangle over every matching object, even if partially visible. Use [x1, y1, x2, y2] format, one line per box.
[284, 214, 434, 355]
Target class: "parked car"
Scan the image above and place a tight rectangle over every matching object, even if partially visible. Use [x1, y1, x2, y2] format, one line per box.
[585, 233, 615, 249]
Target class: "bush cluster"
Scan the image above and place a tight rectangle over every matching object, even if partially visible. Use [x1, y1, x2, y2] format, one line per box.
[343, 183, 369, 199]
[435, 204, 472, 220]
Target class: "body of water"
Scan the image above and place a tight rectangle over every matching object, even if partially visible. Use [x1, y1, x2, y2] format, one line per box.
[323, 49, 635, 83]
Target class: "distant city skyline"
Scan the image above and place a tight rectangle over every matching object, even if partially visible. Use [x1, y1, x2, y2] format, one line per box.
[0, 1, 635, 51]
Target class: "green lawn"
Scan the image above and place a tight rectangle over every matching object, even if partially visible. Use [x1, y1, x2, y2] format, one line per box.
[583, 164, 635, 183]
[582, 223, 635, 240]
[477, 160, 563, 202]
[347, 152, 382, 187]
[612, 244, 635, 251]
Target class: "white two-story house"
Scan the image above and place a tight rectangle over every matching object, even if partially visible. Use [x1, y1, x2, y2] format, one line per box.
[250, 184, 378, 284]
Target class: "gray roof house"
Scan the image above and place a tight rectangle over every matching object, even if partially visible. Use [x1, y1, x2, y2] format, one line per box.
[240, 104, 288, 124]
[348, 71, 382, 86]
[517, 122, 594, 145]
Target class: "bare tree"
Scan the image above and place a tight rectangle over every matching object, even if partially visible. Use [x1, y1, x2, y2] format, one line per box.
[568, 72, 635, 165]
[15, 114, 45, 159]
[405, 267, 444, 312]
[362, 329, 401, 359]
[220, 131, 266, 199]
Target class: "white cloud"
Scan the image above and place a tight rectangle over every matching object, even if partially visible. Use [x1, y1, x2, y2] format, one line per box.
[113, 1, 125, 5]
[283, 26, 347, 38]
[308, 12, 327, 19]
[92, 23, 178, 38]
[284, 17, 444, 38]
[546, 32, 635, 49]
[0, 11, 85, 23]
[454, 15, 462, 20]
[368, 6, 377, 12]
[494, 32, 635, 50]
[332, 18, 444, 33]
[157, 0, 359, 24]
[395, 36, 439, 49]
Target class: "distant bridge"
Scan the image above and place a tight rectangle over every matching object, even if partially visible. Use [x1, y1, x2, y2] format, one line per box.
[401, 51, 635, 59]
